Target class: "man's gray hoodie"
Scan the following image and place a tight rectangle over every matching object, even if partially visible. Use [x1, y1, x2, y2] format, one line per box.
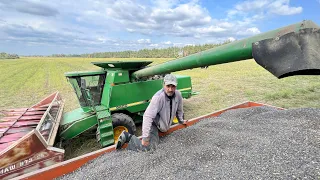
[142, 89, 184, 141]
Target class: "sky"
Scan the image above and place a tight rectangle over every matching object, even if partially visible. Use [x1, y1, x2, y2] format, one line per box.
[0, 0, 319, 56]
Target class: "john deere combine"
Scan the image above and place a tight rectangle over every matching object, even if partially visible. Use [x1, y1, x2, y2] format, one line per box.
[59, 20, 320, 148]
[61, 62, 194, 147]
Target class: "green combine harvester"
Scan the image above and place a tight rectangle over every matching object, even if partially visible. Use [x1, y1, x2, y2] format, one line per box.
[61, 62, 194, 146]
[60, 20, 320, 147]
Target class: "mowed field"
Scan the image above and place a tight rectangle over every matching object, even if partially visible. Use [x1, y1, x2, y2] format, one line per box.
[1, 57, 320, 118]
[2, 57, 320, 159]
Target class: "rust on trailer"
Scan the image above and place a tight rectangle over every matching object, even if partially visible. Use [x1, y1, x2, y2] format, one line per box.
[0, 92, 65, 180]
[13, 146, 116, 180]
[15, 101, 282, 180]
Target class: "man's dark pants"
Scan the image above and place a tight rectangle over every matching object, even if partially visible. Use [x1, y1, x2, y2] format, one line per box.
[127, 124, 159, 151]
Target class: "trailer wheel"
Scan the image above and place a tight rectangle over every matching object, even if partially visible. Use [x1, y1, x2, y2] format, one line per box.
[112, 113, 136, 144]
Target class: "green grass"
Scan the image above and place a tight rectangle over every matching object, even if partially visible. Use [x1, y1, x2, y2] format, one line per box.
[1, 57, 320, 159]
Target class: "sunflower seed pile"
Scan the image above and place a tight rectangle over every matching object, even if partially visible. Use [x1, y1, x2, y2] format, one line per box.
[59, 106, 320, 180]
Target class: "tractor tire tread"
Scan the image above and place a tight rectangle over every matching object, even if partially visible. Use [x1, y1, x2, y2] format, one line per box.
[112, 113, 136, 133]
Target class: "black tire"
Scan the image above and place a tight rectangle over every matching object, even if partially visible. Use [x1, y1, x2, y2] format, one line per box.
[96, 113, 136, 143]
[112, 113, 136, 134]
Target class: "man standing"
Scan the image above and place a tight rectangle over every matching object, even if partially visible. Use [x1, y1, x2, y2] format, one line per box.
[116, 74, 188, 151]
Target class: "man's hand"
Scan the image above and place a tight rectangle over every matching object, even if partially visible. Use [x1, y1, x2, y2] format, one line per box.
[142, 139, 150, 146]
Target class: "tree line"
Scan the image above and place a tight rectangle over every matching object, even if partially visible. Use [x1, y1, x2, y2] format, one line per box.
[0, 52, 19, 59]
[51, 40, 233, 58]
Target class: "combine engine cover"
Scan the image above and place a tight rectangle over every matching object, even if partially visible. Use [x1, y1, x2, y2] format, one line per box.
[0, 92, 64, 180]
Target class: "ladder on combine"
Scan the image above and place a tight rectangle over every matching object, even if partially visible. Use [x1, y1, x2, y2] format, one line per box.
[81, 89, 114, 147]
[96, 107, 114, 147]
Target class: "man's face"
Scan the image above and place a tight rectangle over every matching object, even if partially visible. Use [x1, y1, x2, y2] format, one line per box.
[164, 84, 176, 96]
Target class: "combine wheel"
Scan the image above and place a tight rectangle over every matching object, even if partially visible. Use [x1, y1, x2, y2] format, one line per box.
[112, 113, 136, 144]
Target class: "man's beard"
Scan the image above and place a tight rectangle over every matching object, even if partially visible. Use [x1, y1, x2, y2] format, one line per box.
[166, 91, 174, 96]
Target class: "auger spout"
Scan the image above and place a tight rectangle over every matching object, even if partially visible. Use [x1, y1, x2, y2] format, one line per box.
[132, 20, 320, 79]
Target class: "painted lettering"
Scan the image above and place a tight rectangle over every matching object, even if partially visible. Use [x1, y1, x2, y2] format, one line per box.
[0, 164, 15, 175]
[116, 105, 127, 109]
[0, 153, 48, 176]
[9, 165, 15, 171]
[20, 161, 25, 167]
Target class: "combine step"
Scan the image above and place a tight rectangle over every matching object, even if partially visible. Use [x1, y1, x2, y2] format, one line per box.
[96, 111, 114, 147]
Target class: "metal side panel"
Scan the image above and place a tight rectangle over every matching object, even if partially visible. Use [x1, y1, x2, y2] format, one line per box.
[0, 131, 64, 180]
[59, 114, 98, 140]
[108, 76, 193, 113]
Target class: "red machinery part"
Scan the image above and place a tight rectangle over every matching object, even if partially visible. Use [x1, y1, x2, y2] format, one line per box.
[0, 92, 65, 180]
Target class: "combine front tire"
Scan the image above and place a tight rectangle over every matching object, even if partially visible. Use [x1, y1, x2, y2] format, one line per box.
[112, 113, 136, 143]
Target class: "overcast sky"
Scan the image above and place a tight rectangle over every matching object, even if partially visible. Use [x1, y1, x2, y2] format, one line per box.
[0, 0, 319, 55]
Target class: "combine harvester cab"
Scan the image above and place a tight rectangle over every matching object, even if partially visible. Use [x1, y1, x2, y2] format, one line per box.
[0, 92, 64, 180]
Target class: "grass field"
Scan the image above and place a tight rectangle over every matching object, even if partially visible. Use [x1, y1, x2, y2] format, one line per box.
[1, 57, 320, 158]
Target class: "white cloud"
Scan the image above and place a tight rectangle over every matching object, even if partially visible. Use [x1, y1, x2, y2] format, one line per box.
[228, 0, 302, 17]
[0, 1, 59, 17]
[151, 3, 211, 27]
[195, 26, 226, 34]
[97, 37, 109, 43]
[0, 0, 306, 55]
[234, 0, 268, 12]
[227, 37, 236, 42]
[104, 0, 211, 36]
[237, 27, 261, 36]
[137, 39, 151, 44]
[268, 1, 302, 15]
[152, 0, 180, 9]
[246, 27, 261, 34]
[126, 28, 135, 32]
[219, 22, 234, 28]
